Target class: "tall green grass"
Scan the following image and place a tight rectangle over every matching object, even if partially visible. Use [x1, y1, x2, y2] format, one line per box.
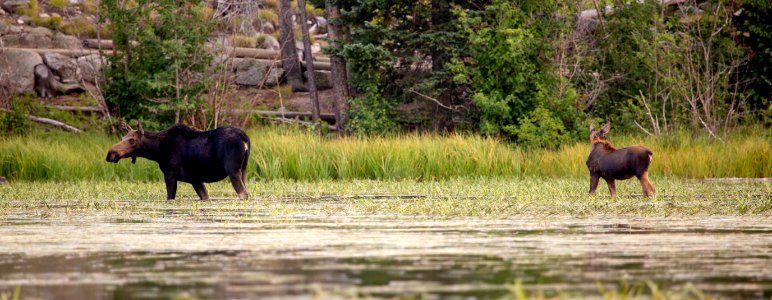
[0, 127, 768, 181]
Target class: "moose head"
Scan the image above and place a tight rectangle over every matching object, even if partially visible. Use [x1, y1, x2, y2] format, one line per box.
[589, 121, 610, 143]
[106, 120, 145, 164]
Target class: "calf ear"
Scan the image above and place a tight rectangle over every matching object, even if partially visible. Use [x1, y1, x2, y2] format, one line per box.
[119, 119, 132, 132]
[135, 120, 144, 135]
[600, 121, 610, 134]
[589, 124, 595, 132]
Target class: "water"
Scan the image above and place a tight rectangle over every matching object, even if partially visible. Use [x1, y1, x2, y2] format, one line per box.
[1, 200, 771, 299]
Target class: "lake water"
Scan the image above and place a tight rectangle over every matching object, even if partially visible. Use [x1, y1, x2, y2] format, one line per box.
[0, 199, 771, 299]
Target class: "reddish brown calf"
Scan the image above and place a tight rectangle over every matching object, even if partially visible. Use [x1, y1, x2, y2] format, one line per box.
[586, 122, 656, 197]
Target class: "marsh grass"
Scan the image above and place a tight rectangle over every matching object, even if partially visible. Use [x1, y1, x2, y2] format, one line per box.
[1, 178, 768, 217]
[0, 127, 769, 182]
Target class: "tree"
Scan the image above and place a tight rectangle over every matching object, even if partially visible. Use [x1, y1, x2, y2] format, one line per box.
[277, 0, 304, 91]
[324, 0, 350, 133]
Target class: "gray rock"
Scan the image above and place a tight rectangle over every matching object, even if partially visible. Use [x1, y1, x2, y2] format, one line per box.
[311, 70, 332, 90]
[0, 49, 43, 93]
[234, 58, 271, 86]
[2, 27, 55, 48]
[0, 20, 9, 35]
[265, 67, 283, 87]
[1, 0, 30, 13]
[261, 34, 279, 50]
[261, 22, 275, 34]
[52, 33, 81, 49]
[77, 54, 105, 84]
[9, 25, 21, 33]
[29, 27, 53, 36]
[43, 53, 81, 83]
[210, 55, 243, 71]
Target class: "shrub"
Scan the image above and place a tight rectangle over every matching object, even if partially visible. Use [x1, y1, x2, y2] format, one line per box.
[232, 34, 257, 48]
[510, 107, 570, 149]
[50, 0, 68, 9]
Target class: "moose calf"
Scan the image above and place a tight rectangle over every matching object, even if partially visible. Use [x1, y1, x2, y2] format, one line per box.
[106, 121, 250, 200]
[586, 122, 656, 197]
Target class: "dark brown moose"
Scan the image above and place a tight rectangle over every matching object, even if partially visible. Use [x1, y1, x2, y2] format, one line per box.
[586, 122, 656, 197]
[106, 120, 250, 200]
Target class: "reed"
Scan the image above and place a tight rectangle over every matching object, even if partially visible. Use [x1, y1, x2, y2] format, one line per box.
[0, 127, 768, 181]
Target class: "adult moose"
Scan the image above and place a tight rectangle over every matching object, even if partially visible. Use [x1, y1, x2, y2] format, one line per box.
[106, 120, 250, 200]
[586, 122, 656, 197]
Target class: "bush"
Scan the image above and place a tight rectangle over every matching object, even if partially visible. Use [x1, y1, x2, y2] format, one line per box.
[50, 0, 68, 9]
[0, 94, 33, 136]
[510, 107, 570, 149]
[232, 34, 257, 47]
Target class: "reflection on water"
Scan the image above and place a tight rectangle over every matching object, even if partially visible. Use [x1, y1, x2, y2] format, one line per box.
[0, 201, 771, 299]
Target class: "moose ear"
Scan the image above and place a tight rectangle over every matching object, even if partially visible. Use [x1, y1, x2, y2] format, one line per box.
[135, 120, 144, 134]
[589, 124, 595, 132]
[119, 119, 132, 132]
[600, 121, 610, 134]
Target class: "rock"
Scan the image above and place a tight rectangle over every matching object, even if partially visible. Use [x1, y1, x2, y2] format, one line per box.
[265, 67, 283, 87]
[210, 55, 242, 71]
[39, 13, 49, 18]
[9, 25, 21, 33]
[261, 34, 279, 50]
[69, 0, 82, 4]
[1, 29, 53, 48]
[234, 58, 271, 86]
[29, 27, 53, 36]
[261, 21, 274, 34]
[35, 63, 84, 97]
[2, 0, 30, 13]
[0, 49, 43, 93]
[0, 176, 7, 184]
[52, 33, 81, 49]
[0, 20, 9, 35]
[311, 70, 332, 90]
[43, 53, 81, 83]
[77, 54, 105, 84]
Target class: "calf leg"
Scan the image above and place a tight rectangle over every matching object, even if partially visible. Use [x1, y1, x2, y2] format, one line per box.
[228, 171, 248, 200]
[604, 178, 617, 197]
[192, 182, 209, 200]
[589, 175, 600, 196]
[640, 171, 656, 197]
[164, 173, 178, 200]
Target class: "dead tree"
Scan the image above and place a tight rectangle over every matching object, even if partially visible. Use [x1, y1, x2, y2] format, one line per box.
[296, 0, 321, 131]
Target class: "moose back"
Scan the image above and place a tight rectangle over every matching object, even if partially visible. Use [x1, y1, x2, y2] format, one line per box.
[106, 121, 251, 200]
[586, 122, 656, 197]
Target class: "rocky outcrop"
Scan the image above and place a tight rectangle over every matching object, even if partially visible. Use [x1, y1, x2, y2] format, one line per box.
[52, 33, 81, 50]
[77, 54, 105, 84]
[0, 27, 54, 48]
[234, 58, 271, 87]
[1, 0, 30, 13]
[0, 49, 43, 93]
[42, 52, 81, 83]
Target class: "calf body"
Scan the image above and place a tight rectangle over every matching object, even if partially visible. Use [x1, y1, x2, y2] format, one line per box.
[586, 122, 656, 197]
[106, 121, 250, 200]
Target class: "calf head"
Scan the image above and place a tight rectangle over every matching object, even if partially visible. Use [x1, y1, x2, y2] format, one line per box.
[106, 120, 145, 164]
[589, 121, 610, 143]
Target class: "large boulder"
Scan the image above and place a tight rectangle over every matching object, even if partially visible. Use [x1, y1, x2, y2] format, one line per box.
[43, 52, 81, 83]
[52, 33, 81, 49]
[0, 20, 9, 35]
[311, 70, 332, 90]
[77, 54, 105, 84]
[234, 58, 271, 87]
[265, 67, 283, 87]
[1, 0, 30, 13]
[261, 34, 279, 50]
[1, 27, 53, 48]
[0, 49, 43, 93]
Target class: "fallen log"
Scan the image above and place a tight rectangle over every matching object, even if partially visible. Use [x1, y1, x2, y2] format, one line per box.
[0, 108, 82, 133]
[44, 105, 102, 113]
[230, 109, 336, 122]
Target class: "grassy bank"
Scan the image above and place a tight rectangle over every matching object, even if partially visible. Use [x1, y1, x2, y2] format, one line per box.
[1, 178, 769, 216]
[0, 127, 769, 181]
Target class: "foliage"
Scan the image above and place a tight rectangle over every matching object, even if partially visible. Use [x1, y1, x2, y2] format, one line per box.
[0, 95, 33, 136]
[101, 0, 214, 129]
[735, 0, 772, 125]
[510, 107, 570, 149]
[50, 0, 68, 9]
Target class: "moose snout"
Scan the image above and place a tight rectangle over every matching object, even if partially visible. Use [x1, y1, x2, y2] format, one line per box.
[106, 151, 120, 163]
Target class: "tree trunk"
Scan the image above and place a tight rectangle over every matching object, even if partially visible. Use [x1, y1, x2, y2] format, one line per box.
[278, 0, 304, 91]
[325, 0, 350, 134]
[296, 0, 321, 132]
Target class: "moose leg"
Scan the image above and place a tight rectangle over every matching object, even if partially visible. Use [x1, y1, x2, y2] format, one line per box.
[604, 178, 617, 197]
[164, 173, 178, 200]
[589, 175, 600, 196]
[192, 182, 209, 200]
[228, 172, 248, 200]
[640, 171, 656, 197]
